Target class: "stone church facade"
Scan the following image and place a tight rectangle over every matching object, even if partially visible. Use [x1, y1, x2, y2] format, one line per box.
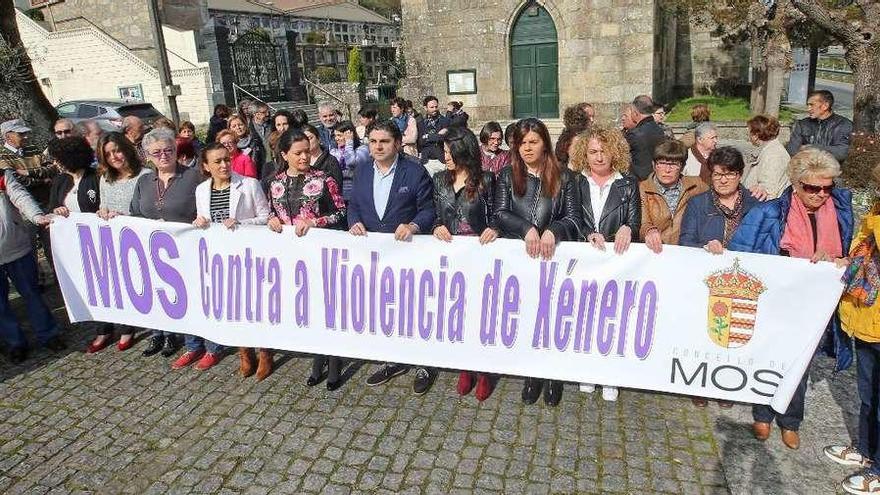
[399, 0, 749, 121]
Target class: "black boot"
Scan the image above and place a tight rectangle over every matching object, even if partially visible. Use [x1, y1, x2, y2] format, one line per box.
[308, 356, 327, 386]
[521, 377, 543, 405]
[142, 335, 163, 357]
[326, 357, 342, 391]
[544, 380, 563, 406]
[160, 334, 180, 357]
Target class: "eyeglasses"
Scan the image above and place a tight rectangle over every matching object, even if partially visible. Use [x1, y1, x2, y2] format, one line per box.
[800, 181, 834, 195]
[54, 129, 73, 136]
[655, 161, 682, 169]
[711, 171, 740, 180]
[219, 141, 236, 148]
[487, 137, 503, 143]
[147, 148, 174, 157]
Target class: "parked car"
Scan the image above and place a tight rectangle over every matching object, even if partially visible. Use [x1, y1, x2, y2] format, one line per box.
[55, 99, 165, 131]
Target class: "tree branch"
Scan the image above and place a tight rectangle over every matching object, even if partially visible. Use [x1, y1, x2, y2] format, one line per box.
[790, 0, 861, 45]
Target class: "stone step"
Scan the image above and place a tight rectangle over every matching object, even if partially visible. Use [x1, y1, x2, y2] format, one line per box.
[267, 101, 320, 123]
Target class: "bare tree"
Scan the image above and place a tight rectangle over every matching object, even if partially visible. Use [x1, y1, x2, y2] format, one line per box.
[0, 0, 57, 140]
[791, 0, 880, 132]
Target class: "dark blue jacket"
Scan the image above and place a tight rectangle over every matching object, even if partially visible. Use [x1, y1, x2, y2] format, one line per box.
[728, 185, 854, 371]
[679, 186, 760, 248]
[347, 153, 435, 234]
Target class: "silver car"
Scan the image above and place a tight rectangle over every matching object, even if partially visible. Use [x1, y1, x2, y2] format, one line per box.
[55, 99, 165, 131]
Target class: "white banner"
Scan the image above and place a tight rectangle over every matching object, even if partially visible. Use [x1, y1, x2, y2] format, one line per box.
[51, 214, 846, 411]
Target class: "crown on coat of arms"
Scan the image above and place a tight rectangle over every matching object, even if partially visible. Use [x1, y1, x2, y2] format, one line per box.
[704, 259, 767, 301]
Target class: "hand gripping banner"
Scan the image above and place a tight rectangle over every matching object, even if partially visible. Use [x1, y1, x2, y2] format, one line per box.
[51, 214, 845, 412]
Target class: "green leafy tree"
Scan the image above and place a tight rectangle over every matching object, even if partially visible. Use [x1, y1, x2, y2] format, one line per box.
[347, 46, 365, 84]
[662, 0, 825, 117]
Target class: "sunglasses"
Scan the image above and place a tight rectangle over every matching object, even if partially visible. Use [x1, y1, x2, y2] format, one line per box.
[54, 129, 73, 136]
[800, 181, 834, 195]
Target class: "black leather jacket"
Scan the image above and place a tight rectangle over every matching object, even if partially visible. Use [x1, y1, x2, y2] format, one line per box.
[494, 166, 582, 241]
[432, 170, 496, 234]
[576, 172, 641, 241]
[786, 112, 853, 163]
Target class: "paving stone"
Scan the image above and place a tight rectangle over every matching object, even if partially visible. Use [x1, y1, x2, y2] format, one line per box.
[0, 283, 859, 494]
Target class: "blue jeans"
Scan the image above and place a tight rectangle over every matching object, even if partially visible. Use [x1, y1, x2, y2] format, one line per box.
[856, 339, 880, 473]
[0, 251, 61, 349]
[752, 355, 812, 431]
[184, 334, 221, 354]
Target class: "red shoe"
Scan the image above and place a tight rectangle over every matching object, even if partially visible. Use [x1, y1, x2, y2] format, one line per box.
[86, 337, 113, 354]
[194, 352, 220, 371]
[117, 336, 134, 352]
[457, 371, 474, 395]
[171, 350, 204, 370]
[475, 374, 494, 402]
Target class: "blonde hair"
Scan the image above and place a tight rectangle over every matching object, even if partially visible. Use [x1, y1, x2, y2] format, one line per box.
[788, 147, 841, 184]
[568, 125, 631, 175]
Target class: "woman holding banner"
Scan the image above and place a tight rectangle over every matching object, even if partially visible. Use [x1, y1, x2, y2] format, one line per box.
[433, 126, 498, 401]
[729, 147, 853, 450]
[186, 143, 271, 372]
[130, 128, 203, 359]
[826, 164, 880, 494]
[494, 118, 581, 407]
[94, 132, 152, 352]
[265, 130, 346, 386]
[568, 125, 641, 403]
[45, 136, 111, 353]
[680, 146, 761, 408]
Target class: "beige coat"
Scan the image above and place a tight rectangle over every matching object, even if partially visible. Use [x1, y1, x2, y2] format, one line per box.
[743, 138, 790, 199]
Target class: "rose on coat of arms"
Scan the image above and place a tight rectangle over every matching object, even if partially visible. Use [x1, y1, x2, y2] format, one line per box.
[704, 259, 766, 348]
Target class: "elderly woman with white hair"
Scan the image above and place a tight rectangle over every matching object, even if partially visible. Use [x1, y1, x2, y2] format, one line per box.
[129, 128, 204, 359]
[729, 147, 854, 451]
[683, 122, 718, 184]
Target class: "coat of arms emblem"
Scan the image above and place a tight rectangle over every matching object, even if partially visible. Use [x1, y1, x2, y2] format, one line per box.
[704, 259, 767, 348]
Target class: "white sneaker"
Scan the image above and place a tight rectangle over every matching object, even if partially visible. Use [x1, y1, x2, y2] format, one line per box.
[601, 386, 619, 402]
[579, 383, 595, 393]
[842, 470, 880, 494]
[825, 445, 873, 467]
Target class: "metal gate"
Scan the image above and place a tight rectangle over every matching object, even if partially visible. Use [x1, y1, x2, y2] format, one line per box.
[231, 30, 289, 102]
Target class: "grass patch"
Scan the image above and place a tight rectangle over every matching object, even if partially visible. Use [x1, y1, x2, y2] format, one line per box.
[665, 96, 793, 123]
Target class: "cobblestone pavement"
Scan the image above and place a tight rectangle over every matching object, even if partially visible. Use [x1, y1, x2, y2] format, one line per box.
[0, 285, 861, 495]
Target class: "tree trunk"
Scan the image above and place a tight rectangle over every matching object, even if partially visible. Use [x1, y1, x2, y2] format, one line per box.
[765, 65, 786, 117]
[0, 0, 57, 141]
[750, 42, 767, 114]
[847, 45, 880, 133]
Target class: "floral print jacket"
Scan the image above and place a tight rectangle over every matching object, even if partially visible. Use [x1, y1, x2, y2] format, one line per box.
[267, 169, 346, 228]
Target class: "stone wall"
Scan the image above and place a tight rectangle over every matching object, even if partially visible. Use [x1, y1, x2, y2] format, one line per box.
[674, 11, 750, 98]
[37, 0, 156, 67]
[400, 0, 659, 122]
[314, 82, 362, 121]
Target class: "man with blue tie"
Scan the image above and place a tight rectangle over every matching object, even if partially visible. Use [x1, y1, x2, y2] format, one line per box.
[348, 120, 437, 394]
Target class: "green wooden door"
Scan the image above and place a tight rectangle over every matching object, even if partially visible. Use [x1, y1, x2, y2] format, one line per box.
[510, 5, 558, 118]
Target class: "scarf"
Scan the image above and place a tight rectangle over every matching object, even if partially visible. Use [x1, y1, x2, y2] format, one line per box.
[711, 188, 744, 247]
[392, 114, 408, 132]
[690, 146, 711, 184]
[843, 234, 880, 306]
[237, 134, 253, 154]
[780, 193, 843, 259]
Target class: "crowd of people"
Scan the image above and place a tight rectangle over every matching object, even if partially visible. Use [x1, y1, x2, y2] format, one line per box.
[1, 88, 878, 494]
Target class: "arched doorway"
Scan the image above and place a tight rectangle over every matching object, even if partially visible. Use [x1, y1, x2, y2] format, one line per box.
[510, 3, 559, 118]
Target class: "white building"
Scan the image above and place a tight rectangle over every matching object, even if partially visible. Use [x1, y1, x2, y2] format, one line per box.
[15, 9, 215, 124]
